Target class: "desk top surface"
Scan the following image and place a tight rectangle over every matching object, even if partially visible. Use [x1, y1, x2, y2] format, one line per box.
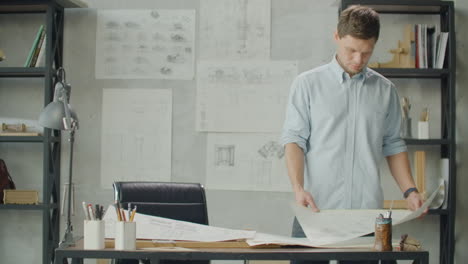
[56, 239, 429, 260]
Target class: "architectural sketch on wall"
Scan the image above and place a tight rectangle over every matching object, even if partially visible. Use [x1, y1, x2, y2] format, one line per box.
[199, 0, 271, 59]
[95, 9, 195, 80]
[206, 133, 290, 192]
[196, 61, 297, 132]
[258, 140, 284, 159]
[215, 145, 235, 167]
[100, 88, 172, 189]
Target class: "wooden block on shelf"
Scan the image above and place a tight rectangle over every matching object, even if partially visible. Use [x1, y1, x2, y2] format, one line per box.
[0, 132, 41, 136]
[414, 151, 427, 199]
[4, 190, 39, 205]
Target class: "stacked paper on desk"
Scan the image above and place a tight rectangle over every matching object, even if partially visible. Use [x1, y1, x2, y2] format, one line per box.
[292, 183, 441, 247]
[103, 206, 255, 242]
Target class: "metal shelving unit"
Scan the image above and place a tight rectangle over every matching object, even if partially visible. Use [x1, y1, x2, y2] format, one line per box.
[341, 1, 456, 263]
[0, 1, 83, 264]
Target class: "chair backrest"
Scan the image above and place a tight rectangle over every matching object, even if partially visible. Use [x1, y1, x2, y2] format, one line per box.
[112, 181, 210, 264]
[113, 181, 209, 225]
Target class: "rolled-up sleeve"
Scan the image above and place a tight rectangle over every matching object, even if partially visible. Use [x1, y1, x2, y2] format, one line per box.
[280, 75, 311, 154]
[382, 85, 407, 156]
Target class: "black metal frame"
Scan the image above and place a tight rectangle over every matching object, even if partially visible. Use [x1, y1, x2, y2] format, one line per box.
[55, 244, 429, 264]
[340, 1, 456, 263]
[0, 1, 82, 264]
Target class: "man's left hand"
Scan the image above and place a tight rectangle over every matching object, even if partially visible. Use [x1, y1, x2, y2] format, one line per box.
[406, 191, 428, 218]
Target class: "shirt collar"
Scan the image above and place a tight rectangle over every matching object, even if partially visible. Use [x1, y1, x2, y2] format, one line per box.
[329, 55, 368, 83]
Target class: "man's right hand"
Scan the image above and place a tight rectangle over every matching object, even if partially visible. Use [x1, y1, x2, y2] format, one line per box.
[295, 189, 320, 212]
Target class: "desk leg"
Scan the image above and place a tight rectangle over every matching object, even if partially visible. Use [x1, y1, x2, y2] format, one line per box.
[71, 258, 83, 264]
[418, 254, 429, 264]
[149, 257, 160, 264]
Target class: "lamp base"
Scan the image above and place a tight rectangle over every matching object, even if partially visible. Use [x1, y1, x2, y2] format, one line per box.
[60, 230, 75, 247]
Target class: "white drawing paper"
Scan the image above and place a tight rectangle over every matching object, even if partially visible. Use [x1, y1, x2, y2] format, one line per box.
[100, 88, 172, 189]
[206, 133, 290, 192]
[293, 184, 440, 246]
[199, 0, 271, 59]
[103, 206, 256, 242]
[196, 61, 297, 132]
[96, 9, 195, 80]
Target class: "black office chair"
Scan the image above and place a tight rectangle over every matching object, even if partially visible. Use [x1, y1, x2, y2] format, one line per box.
[113, 181, 209, 264]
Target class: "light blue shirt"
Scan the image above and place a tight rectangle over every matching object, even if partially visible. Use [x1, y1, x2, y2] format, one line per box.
[281, 56, 407, 209]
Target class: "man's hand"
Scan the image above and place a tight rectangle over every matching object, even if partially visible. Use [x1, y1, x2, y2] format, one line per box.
[295, 189, 320, 212]
[406, 191, 428, 218]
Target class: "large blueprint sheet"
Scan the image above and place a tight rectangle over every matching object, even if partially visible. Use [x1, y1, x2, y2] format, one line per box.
[104, 206, 256, 242]
[293, 184, 440, 246]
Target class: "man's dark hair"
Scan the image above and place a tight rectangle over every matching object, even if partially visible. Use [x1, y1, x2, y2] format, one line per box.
[337, 5, 380, 41]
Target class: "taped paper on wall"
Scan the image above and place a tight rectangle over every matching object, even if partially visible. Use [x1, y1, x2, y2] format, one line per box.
[100, 88, 172, 189]
[199, 0, 271, 59]
[96, 9, 195, 80]
[196, 61, 297, 132]
[205, 133, 290, 192]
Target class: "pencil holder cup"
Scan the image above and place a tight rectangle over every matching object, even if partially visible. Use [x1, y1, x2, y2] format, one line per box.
[373, 217, 392, 251]
[84, 220, 105, 250]
[418, 121, 429, 139]
[115, 221, 136, 250]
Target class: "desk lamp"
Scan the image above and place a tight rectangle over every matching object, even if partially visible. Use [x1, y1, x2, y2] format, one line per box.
[38, 67, 79, 246]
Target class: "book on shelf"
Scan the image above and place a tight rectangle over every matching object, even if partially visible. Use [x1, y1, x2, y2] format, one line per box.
[411, 24, 449, 69]
[29, 29, 46, 67]
[0, 48, 5, 61]
[34, 35, 47, 67]
[435, 32, 449, 69]
[24, 24, 44, 67]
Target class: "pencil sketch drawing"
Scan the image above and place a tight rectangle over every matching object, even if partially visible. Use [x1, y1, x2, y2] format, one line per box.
[196, 61, 297, 132]
[199, 0, 271, 59]
[214, 145, 235, 167]
[96, 9, 195, 79]
[258, 141, 284, 159]
[206, 133, 290, 192]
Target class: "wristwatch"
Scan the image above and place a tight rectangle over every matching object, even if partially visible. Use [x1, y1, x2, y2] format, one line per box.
[403, 187, 419, 199]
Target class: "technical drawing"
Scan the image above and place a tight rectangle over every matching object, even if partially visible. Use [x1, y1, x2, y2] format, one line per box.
[206, 133, 290, 192]
[214, 145, 235, 167]
[199, 0, 271, 59]
[196, 61, 297, 132]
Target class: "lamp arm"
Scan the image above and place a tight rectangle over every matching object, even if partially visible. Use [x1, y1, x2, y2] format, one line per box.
[61, 89, 73, 130]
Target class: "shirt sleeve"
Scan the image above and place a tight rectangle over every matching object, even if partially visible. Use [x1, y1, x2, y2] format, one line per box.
[382, 85, 407, 156]
[280, 75, 311, 154]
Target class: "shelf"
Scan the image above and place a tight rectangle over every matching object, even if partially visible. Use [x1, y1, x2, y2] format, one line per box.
[341, 0, 452, 15]
[0, 0, 85, 13]
[0, 203, 56, 210]
[0, 135, 61, 143]
[429, 208, 449, 216]
[404, 139, 451, 145]
[372, 68, 450, 79]
[0, 67, 46, 78]
[0, 136, 44, 142]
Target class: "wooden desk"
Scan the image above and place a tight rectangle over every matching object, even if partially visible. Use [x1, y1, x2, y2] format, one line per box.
[54, 240, 429, 264]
